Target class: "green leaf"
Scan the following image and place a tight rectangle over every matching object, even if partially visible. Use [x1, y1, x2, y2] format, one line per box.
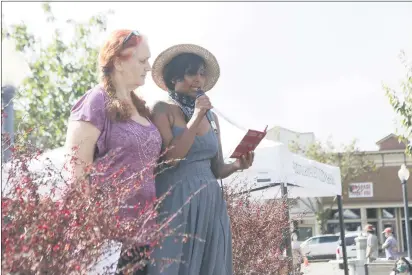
[3, 3, 113, 149]
[385, 52, 412, 156]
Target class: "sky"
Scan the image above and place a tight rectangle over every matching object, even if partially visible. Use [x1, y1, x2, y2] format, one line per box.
[2, 2, 412, 156]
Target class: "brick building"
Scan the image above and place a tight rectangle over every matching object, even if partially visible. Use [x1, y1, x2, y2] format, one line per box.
[323, 134, 412, 252]
[244, 128, 412, 249]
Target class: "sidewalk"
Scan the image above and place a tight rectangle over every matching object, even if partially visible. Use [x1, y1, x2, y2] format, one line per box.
[301, 261, 343, 275]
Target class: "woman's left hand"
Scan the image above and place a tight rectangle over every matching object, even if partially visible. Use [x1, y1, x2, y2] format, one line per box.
[234, 151, 254, 171]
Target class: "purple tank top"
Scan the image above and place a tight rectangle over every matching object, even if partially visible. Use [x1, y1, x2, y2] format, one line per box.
[69, 85, 162, 223]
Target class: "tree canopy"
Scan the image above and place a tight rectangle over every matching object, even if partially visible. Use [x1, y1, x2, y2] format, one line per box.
[2, 3, 112, 149]
[385, 51, 412, 155]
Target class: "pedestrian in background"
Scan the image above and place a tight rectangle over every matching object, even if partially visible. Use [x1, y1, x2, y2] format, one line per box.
[365, 224, 379, 263]
[382, 228, 398, 260]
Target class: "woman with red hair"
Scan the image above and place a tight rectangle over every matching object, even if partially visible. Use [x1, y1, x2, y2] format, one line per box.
[65, 30, 162, 274]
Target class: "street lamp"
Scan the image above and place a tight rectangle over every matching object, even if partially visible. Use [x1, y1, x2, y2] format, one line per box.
[398, 164, 411, 260]
[1, 38, 31, 162]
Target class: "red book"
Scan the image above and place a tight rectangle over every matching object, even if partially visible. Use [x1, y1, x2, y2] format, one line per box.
[230, 126, 268, 159]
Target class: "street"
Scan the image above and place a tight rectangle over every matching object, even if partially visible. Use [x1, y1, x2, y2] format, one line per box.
[301, 261, 344, 275]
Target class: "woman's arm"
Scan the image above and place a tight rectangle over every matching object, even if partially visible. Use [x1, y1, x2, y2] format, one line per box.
[151, 101, 202, 165]
[381, 238, 390, 249]
[65, 120, 100, 181]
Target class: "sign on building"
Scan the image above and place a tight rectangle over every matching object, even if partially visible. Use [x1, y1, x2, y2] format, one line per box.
[348, 182, 373, 198]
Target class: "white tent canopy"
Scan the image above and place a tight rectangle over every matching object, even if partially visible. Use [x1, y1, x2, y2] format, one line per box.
[224, 141, 342, 200]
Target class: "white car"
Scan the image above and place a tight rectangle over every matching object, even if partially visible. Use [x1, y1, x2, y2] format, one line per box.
[300, 234, 340, 259]
[335, 232, 360, 269]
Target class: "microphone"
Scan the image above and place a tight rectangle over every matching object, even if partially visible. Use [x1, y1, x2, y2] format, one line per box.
[196, 89, 218, 134]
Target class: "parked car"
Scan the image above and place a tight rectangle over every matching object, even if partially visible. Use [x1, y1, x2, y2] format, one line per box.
[300, 234, 340, 259]
[336, 232, 360, 269]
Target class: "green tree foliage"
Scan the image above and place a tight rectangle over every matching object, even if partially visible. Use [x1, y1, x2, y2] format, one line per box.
[385, 51, 412, 155]
[290, 139, 375, 234]
[2, 3, 112, 149]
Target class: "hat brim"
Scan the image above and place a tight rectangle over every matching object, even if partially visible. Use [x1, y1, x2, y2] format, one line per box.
[151, 44, 220, 92]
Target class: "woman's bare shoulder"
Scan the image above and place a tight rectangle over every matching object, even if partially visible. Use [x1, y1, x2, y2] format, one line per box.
[151, 100, 179, 114]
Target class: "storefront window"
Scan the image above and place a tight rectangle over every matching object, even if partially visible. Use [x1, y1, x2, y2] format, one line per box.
[327, 223, 340, 234]
[326, 222, 362, 234]
[331, 208, 361, 220]
[297, 227, 313, 242]
[400, 208, 412, 219]
[401, 220, 412, 250]
[345, 222, 361, 232]
[367, 208, 378, 219]
[381, 208, 396, 219]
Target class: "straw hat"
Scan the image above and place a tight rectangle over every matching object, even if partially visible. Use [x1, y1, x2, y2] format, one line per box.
[151, 44, 220, 92]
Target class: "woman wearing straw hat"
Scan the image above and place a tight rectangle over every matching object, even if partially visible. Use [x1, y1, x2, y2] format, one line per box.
[148, 44, 254, 274]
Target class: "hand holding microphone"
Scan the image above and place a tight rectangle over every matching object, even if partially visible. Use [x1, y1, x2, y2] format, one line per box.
[193, 90, 212, 118]
[192, 89, 218, 134]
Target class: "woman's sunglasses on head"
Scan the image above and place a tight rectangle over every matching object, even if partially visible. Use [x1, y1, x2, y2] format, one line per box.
[122, 30, 140, 47]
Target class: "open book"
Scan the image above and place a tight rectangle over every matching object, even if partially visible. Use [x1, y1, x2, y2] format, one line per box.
[229, 126, 268, 159]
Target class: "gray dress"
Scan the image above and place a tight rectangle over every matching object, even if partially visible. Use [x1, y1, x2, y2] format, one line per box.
[148, 126, 232, 275]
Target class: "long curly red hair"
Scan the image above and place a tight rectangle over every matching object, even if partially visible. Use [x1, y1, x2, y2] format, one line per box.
[99, 29, 150, 120]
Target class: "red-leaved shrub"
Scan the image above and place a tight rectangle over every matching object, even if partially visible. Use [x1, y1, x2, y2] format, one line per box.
[1, 133, 173, 274]
[225, 180, 293, 275]
[2, 119, 298, 274]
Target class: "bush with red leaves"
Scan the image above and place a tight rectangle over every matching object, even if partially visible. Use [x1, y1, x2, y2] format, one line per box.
[225, 181, 293, 275]
[1, 134, 175, 274]
[2, 115, 297, 274]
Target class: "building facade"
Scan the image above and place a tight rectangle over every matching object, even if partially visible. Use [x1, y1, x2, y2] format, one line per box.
[237, 127, 412, 248]
[322, 134, 412, 252]
[266, 129, 412, 249]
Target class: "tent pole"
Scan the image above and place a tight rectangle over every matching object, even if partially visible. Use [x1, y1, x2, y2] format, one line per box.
[337, 195, 349, 275]
[281, 183, 293, 274]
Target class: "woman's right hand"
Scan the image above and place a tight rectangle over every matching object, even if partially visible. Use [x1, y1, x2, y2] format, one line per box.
[192, 94, 212, 123]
